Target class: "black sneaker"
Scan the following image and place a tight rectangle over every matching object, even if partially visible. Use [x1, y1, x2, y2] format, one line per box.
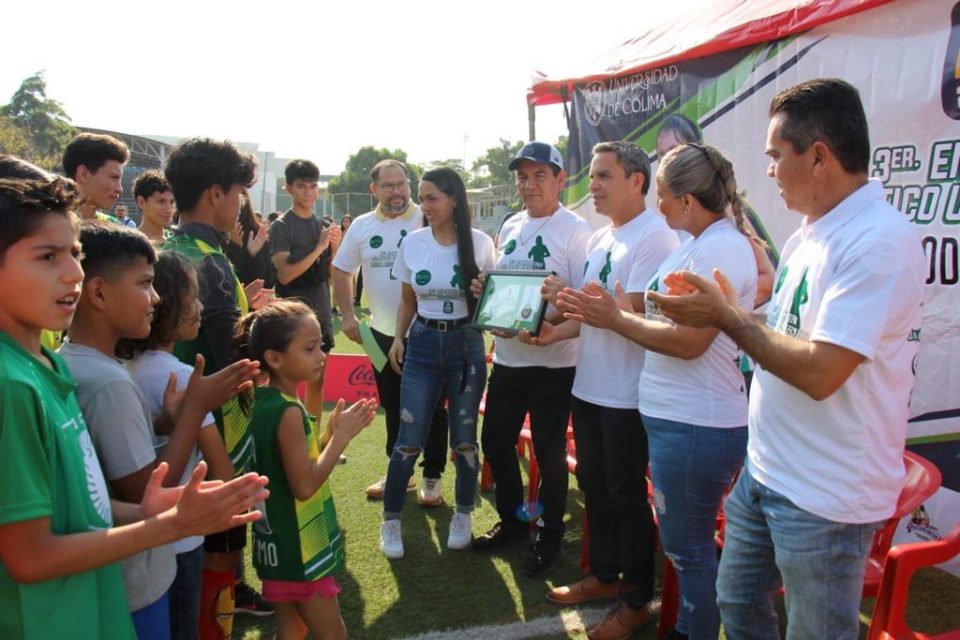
[234, 582, 274, 617]
[471, 521, 529, 552]
[522, 535, 562, 576]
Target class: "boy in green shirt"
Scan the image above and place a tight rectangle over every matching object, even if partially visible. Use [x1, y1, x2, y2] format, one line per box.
[0, 176, 270, 640]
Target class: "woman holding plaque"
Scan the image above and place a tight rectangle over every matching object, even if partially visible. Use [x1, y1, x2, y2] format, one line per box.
[378, 167, 497, 559]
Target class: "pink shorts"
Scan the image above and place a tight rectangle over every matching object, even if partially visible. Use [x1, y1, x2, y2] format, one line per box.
[261, 577, 340, 602]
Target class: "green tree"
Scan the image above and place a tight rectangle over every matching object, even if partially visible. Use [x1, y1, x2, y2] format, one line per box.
[554, 135, 568, 161]
[0, 71, 76, 170]
[424, 158, 470, 185]
[469, 138, 524, 188]
[328, 145, 420, 215]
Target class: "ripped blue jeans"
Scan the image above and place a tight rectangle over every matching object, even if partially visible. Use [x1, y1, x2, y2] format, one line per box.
[383, 319, 487, 519]
[643, 414, 748, 640]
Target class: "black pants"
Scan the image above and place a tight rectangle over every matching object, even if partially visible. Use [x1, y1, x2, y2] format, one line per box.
[279, 284, 334, 353]
[371, 327, 447, 478]
[571, 397, 655, 609]
[481, 364, 575, 537]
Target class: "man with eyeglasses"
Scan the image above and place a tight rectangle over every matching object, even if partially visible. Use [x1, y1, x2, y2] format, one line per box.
[471, 142, 592, 576]
[332, 159, 449, 506]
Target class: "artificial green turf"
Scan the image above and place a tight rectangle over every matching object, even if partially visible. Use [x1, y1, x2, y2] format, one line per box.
[234, 309, 960, 639]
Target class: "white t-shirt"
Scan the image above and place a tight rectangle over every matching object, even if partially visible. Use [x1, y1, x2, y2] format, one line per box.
[639, 218, 757, 427]
[493, 206, 592, 368]
[393, 226, 496, 320]
[128, 350, 217, 554]
[747, 179, 925, 524]
[572, 209, 678, 409]
[331, 208, 425, 337]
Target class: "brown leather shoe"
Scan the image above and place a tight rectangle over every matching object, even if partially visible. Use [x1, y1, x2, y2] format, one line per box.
[546, 575, 620, 605]
[587, 603, 652, 640]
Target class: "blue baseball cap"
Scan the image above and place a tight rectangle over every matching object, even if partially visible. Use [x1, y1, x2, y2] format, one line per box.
[508, 141, 564, 172]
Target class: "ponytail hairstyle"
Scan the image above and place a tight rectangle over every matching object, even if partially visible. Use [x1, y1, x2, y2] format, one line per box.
[233, 299, 316, 374]
[657, 143, 759, 243]
[117, 251, 198, 359]
[420, 167, 480, 317]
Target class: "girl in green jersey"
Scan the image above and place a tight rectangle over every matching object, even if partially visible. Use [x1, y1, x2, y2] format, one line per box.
[235, 300, 377, 640]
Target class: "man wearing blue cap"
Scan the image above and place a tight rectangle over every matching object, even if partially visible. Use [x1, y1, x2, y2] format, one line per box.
[471, 142, 592, 576]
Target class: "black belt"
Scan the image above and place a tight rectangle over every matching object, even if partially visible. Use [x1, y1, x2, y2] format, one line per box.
[416, 315, 471, 332]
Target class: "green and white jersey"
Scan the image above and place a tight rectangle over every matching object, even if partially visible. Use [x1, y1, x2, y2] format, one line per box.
[0, 331, 134, 639]
[392, 227, 496, 320]
[164, 228, 253, 474]
[250, 387, 344, 582]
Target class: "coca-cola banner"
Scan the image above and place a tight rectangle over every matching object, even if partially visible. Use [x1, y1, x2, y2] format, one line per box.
[323, 354, 380, 404]
[561, 0, 960, 573]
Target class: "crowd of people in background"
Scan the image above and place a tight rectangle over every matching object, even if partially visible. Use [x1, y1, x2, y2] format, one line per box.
[0, 77, 926, 640]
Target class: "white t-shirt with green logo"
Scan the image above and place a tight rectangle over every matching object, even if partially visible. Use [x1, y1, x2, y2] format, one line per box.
[332, 208, 425, 337]
[494, 206, 591, 368]
[572, 209, 678, 409]
[392, 226, 496, 320]
[748, 180, 925, 524]
[639, 218, 757, 427]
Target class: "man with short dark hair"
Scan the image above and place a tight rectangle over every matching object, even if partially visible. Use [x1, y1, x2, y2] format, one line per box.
[647, 78, 926, 639]
[134, 169, 176, 244]
[530, 141, 676, 638]
[269, 159, 340, 419]
[472, 142, 592, 577]
[332, 159, 449, 504]
[62, 132, 130, 221]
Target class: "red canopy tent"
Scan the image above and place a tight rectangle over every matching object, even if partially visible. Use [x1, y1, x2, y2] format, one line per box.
[527, 0, 894, 109]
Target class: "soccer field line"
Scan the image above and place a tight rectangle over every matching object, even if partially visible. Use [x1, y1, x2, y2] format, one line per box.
[397, 606, 610, 640]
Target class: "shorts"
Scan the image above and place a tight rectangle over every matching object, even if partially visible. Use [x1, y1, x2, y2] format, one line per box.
[203, 523, 247, 553]
[261, 577, 340, 602]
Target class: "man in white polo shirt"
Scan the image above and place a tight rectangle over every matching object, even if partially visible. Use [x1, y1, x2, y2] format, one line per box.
[524, 141, 677, 638]
[332, 159, 448, 506]
[471, 142, 592, 576]
[647, 78, 926, 640]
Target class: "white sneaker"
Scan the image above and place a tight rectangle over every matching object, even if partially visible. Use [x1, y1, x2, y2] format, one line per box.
[447, 512, 472, 550]
[418, 477, 443, 507]
[380, 520, 404, 559]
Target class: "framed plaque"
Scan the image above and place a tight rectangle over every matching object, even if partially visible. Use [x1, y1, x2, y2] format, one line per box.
[472, 270, 550, 336]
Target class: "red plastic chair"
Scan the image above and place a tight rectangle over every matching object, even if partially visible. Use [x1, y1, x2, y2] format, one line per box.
[863, 451, 943, 598]
[866, 523, 960, 640]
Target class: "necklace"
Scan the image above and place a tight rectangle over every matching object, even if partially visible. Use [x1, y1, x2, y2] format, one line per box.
[517, 213, 553, 246]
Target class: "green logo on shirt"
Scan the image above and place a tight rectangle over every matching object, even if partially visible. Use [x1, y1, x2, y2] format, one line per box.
[528, 235, 551, 269]
[785, 267, 810, 336]
[599, 251, 612, 286]
[398, 230, 408, 247]
[450, 265, 464, 288]
[443, 300, 454, 314]
[370, 235, 383, 249]
[504, 239, 517, 255]
[415, 270, 431, 285]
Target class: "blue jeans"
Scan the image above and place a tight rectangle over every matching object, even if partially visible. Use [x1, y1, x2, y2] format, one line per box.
[169, 546, 204, 640]
[716, 470, 882, 640]
[643, 415, 748, 640]
[132, 591, 171, 640]
[383, 320, 486, 518]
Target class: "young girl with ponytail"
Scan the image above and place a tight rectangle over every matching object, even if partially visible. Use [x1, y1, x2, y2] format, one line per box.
[235, 300, 377, 639]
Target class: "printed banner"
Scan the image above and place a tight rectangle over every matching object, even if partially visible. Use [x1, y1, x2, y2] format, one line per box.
[562, 0, 960, 572]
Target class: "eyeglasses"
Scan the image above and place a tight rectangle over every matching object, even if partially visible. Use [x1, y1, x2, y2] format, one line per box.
[377, 180, 409, 192]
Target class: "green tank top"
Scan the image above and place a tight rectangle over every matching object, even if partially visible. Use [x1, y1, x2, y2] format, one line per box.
[250, 387, 344, 582]
[163, 232, 253, 473]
